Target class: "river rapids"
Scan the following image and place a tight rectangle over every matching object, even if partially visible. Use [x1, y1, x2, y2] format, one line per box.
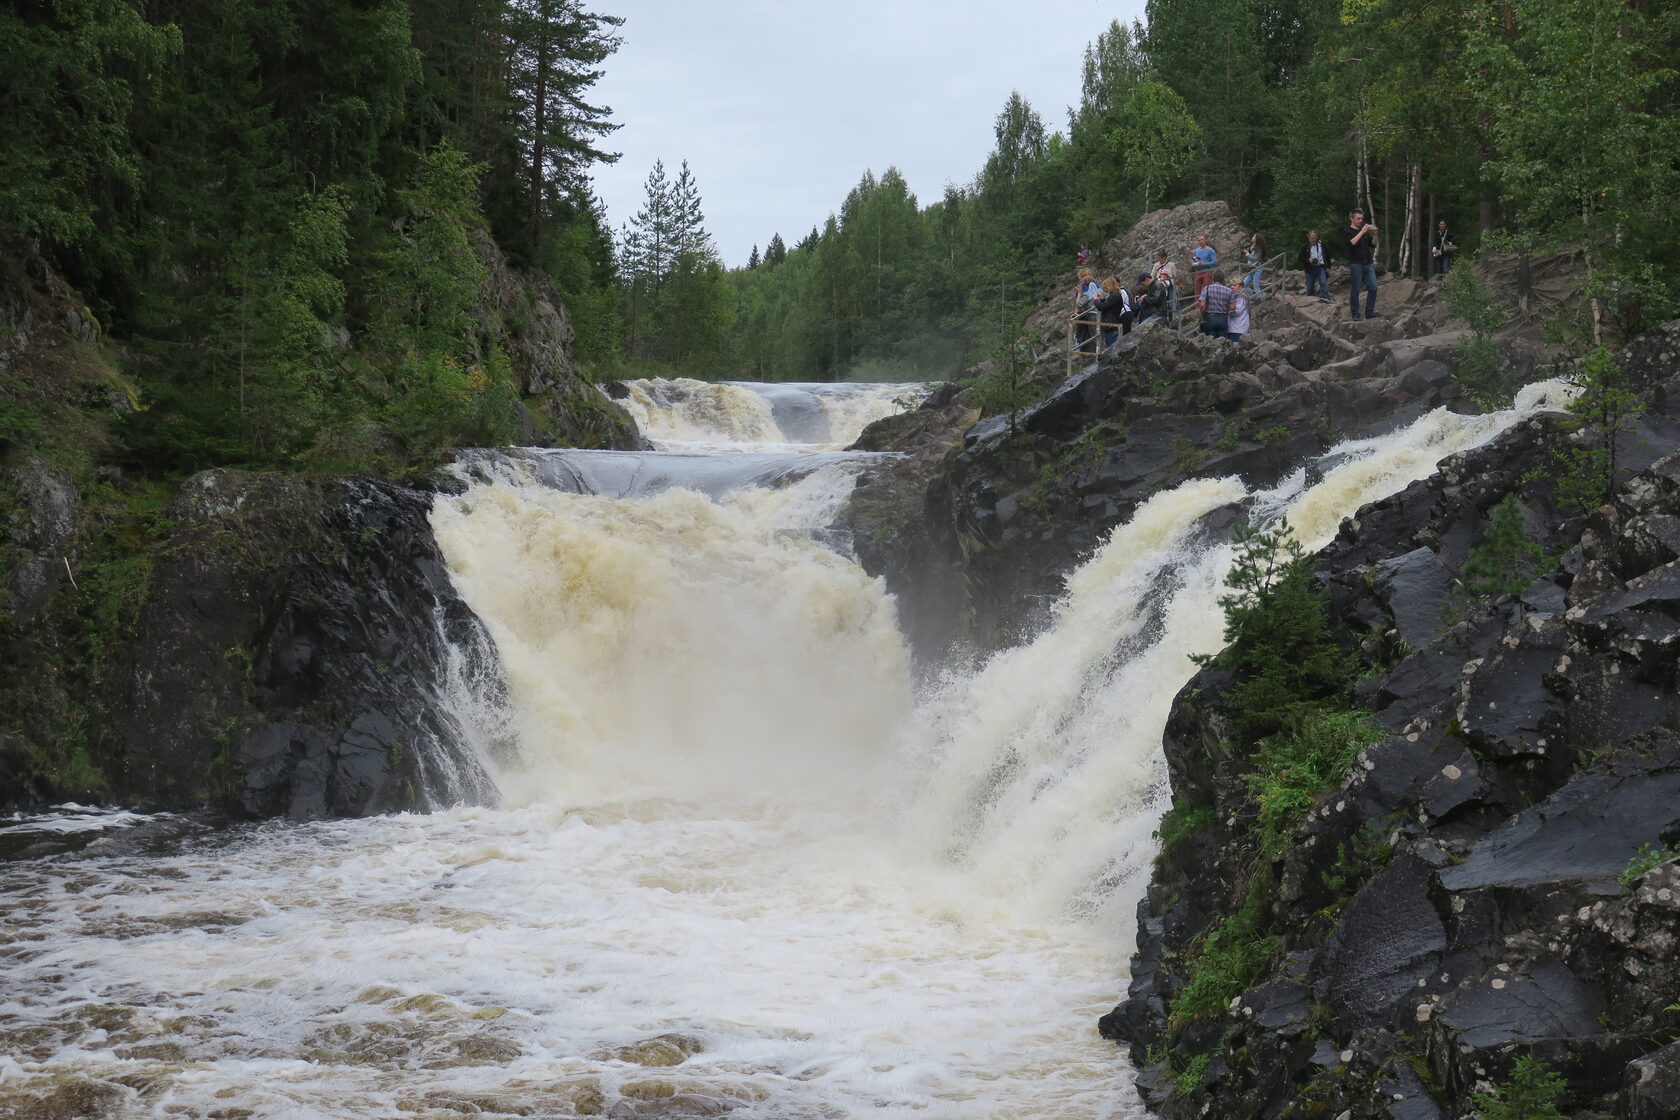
[1, 377, 1568, 1118]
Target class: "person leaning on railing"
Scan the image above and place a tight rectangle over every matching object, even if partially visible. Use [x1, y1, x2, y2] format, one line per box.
[1071, 267, 1102, 353]
[1242, 232, 1268, 298]
[1134, 272, 1160, 325]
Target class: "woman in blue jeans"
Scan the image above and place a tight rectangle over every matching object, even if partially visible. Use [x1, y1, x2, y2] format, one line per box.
[1243, 232, 1267, 297]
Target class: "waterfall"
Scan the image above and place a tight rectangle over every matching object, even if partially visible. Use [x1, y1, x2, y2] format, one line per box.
[618, 377, 927, 449]
[0, 381, 1569, 1119]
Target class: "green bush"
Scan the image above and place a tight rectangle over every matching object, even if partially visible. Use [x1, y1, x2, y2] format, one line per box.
[1169, 890, 1281, 1028]
[1196, 520, 1353, 741]
[1620, 842, 1680, 890]
[1173, 1051, 1211, 1098]
[1247, 710, 1382, 854]
[1470, 1055, 1567, 1120]
[1440, 261, 1513, 410]
[1555, 346, 1642, 514]
[1155, 801, 1217, 853]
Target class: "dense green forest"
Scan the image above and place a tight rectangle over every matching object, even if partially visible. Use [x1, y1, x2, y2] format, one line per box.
[2, 0, 626, 474]
[622, 0, 1680, 382]
[5, 0, 1679, 464]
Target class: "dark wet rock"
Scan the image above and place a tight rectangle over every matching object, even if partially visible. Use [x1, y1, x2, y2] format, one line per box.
[112, 470, 503, 818]
[1623, 1040, 1680, 1120]
[1439, 758, 1680, 894]
[1105, 324, 1680, 1119]
[1374, 547, 1454, 648]
[843, 384, 979, 664]
[1235, 978, 1313, 1033]
[1315, 856, 1447, 1028]
[471, 227, 642, 451]
[1431, 958, 1605, 1051]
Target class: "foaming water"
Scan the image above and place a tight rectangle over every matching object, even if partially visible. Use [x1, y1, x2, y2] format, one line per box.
[0, 388, 1566, 1117]
[620, 377, 927, 450]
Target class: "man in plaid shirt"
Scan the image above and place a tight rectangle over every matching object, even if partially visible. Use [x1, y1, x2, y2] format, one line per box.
[1198, 270, 1235, 337]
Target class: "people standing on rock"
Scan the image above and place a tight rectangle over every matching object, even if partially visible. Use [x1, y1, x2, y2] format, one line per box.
[1072, 267, 1102, 357]
[1226, 287, 1251, 343]
[1135, 272, 1159, 325]
[1298, 231, 1331, 301]
[1191, 235, 1217, 298]
[1095, 276, 1134, 349]
[1156, 269, 1181, 327]
[1154, 249, 1175, 282]
[1242, 232, 1268, 298]
[1343, 209, 1378, 320]
[1077, 242, 1091, 267]
[1197, 269, 1235, 337]
[1431, 221, 1456, 278]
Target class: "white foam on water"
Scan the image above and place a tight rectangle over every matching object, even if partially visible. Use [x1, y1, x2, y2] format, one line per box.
[0, 385, 1567, 1118]
[620, 377, 927, 451]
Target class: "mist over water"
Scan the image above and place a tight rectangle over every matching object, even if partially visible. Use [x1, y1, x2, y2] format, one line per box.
[0, 379, 1569, 1117]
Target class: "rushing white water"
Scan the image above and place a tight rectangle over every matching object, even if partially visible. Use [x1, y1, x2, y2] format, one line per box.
[619, 377, 927, 450]
[0, 381, 1569, 1118]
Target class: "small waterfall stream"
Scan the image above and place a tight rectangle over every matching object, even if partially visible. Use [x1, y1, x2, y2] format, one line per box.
[0, 379, 1567, 1118]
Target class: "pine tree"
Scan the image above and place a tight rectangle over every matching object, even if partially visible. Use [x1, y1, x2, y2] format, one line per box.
[747, 244, 760, 269]
[1459, 495, 1547, 602]
[669, 159, 708, 257]
[503, 0, 623, 250]
[764, 233, 787, 267]
[624, 159, 674, 290]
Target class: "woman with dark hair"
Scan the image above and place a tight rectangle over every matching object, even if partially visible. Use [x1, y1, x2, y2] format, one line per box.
[1094, 276, 1134, 348]
[1243, 232, 1268, 297]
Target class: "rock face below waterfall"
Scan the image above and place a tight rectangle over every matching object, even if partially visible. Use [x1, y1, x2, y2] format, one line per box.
[1101, 324, 1680, 1119]
[2, 466, 501, 819]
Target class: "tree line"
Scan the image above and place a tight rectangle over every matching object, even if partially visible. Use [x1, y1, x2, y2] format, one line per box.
[622, 0, 1679, 382]
[2, 0, 626, 473]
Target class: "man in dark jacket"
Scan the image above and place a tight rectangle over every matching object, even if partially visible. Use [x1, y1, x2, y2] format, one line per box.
[1094, 277, 1134, 348]
[1431, 221, 1456, 277]
[1343, 209, 1378, 320]
[1298, 231, 1330, 301]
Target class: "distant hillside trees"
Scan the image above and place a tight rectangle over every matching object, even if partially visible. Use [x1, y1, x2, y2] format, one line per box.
[654, 4, 1678, 384]
[0, 0, 625, 472]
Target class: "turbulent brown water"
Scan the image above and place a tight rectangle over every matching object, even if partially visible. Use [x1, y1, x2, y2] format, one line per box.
[0, 379, 1569, 1118]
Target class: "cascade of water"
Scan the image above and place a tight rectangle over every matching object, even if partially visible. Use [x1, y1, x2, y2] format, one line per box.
[428, 461, 913, 806]
[619, 377, 927, 450]
[0, 383, 1570, 1119]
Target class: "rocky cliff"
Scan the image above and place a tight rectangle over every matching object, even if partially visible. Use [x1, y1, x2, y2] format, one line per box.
[1101, 323, 1680, 1119]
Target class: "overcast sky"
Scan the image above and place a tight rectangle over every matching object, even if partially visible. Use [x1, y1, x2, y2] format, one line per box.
[587, 0, 1148, 268]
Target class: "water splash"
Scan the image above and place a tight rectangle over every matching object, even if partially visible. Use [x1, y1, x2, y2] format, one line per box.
[0, 386, 1566, 1118]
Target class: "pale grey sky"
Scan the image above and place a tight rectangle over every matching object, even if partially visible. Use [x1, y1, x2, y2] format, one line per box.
[588, 1, 1148, 268]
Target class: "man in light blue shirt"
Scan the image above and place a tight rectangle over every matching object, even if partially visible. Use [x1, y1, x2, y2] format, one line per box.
[1191, 234, 1217, 298]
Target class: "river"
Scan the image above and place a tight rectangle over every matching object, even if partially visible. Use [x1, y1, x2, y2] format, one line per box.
[0, 377, 1565, 1118]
